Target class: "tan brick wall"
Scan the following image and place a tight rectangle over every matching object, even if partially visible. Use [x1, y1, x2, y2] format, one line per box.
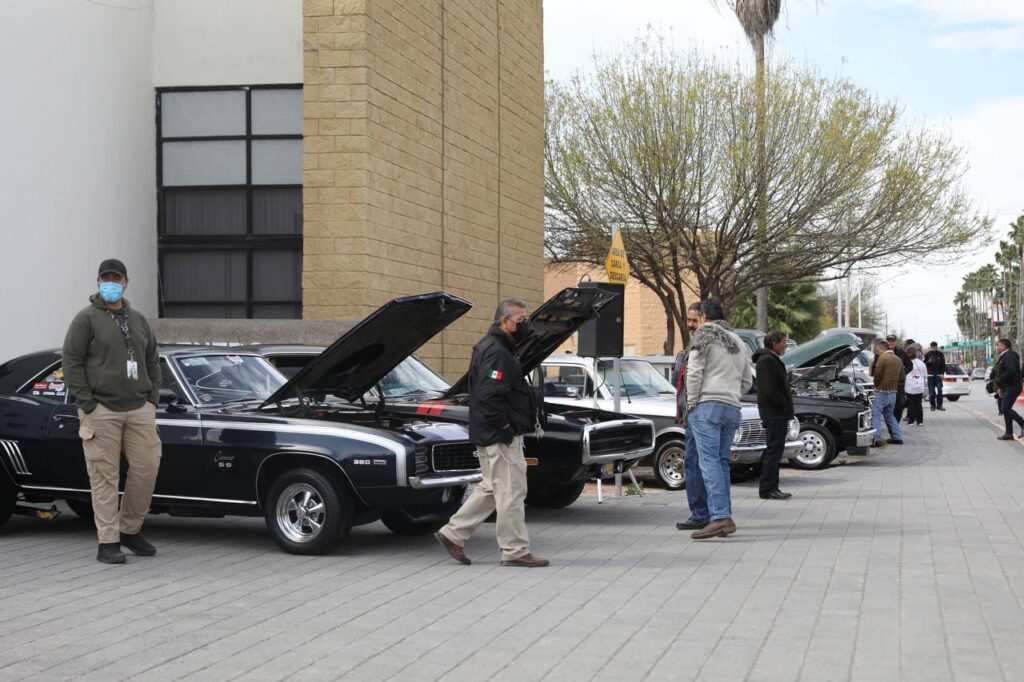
[545, 262, 700, 357]
[303, 0, 544, 379]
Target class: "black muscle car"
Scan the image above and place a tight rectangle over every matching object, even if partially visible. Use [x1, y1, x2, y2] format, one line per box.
[252, 287, 656, 509]
[744, 333, 875, 470]
[0, 292, 486, 555]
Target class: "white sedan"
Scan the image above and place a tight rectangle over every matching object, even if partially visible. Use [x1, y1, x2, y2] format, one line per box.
[942, 364, 972, 401]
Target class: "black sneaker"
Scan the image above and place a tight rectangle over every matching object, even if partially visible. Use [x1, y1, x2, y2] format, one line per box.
[120, 532, 156, 557]
[889, 439, 904, 445]
[97, 543, 126, 564]
[937, 406, 946, 411]
[675, 517, 710, 530]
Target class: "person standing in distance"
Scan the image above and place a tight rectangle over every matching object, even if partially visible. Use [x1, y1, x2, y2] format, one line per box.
[683, 299, 752, 540]
[904, 345, 927, 426]
[993, 338, 1024, 441]
[674, 302, 711, 530]
[923, 341, 947, 411]
[751, 331, 793, 500]
[870, 339, 904, 447]
[436, 298, 549, 567]
[62, 259, 162, 564]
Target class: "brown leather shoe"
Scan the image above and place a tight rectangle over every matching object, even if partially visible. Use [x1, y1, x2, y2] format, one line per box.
[691, 517, 737, 540]
[434, 532, 471, 565]
[501, 553, 550, 567]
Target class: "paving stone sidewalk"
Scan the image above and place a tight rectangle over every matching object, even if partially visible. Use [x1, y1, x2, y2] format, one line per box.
[2, 389, 1023, 681]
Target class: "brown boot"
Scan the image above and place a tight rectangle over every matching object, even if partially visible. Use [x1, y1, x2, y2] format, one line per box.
[501, 553, 550, 567]
[691, 517, 737, 539]
[434, 532, 471, 565]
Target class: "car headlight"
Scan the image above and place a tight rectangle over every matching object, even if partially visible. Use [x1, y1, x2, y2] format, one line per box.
[733, 425, 744, 445]
[787, 418, 800, 440]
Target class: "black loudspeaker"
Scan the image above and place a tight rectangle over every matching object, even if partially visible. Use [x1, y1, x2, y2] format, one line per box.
[577, 282, 624, 357]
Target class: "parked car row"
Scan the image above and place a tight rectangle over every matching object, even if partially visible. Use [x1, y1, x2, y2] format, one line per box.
[0, 288, 888, 558]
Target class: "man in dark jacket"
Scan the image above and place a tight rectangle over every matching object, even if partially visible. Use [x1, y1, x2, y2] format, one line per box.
[62, 259, 161, 565]
[752, 331, 793, 500]
[994, 338, 1024, 440]
[436, 298, 549, 567]
[923, 341, 947, 411]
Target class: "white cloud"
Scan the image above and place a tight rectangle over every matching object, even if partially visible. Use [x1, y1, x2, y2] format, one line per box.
[891, 0, 1024, 28]
[928, 25, 1024, 53]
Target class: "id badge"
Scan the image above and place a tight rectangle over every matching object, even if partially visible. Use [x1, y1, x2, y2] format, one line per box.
[127, 360, 139, 380]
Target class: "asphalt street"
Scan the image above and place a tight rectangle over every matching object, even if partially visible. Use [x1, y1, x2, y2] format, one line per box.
[1, 385, 1023, 681]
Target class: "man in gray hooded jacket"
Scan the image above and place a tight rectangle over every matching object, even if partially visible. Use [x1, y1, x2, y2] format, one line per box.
[681, 299, 752, 539]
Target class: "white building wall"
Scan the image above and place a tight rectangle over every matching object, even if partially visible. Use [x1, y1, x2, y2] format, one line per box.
[153, 0, 302, 87]
[0, 0, 156, 363]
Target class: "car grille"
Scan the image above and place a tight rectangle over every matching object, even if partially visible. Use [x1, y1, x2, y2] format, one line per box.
[736, 419, 767, 447]
[588, 424, 653, 456]
[431, 443, 479, 472]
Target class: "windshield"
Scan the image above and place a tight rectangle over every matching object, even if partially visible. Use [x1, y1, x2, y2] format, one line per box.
[380, 356, 451, 397]
[174, 354, 285, 405]
[597, 359, 677, 398]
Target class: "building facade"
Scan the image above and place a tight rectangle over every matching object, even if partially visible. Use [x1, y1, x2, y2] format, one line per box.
[0, 0, 544, 379]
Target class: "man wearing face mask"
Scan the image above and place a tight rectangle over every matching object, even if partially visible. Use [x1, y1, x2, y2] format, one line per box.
[62, 259, 162, 565]
[436, 297, 549, 567]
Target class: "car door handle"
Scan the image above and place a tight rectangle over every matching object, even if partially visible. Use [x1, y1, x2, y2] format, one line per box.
[52, 414, 79, 422]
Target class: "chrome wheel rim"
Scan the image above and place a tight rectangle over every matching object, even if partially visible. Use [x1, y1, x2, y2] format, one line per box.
[658, 446, 686, 488]
[796, 431, 827, 466]
[276, 483, 326, 544]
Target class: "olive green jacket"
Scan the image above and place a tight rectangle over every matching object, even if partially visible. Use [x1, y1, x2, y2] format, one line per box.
[62, 295, 160, 414]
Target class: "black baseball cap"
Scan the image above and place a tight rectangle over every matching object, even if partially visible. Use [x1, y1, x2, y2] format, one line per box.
[98, 258, 127, 278]
[885, 334, 897, 341]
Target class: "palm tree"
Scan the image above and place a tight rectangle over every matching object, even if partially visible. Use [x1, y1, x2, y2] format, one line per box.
[731, 282, 823, 342]
[715, 0, 783, 332]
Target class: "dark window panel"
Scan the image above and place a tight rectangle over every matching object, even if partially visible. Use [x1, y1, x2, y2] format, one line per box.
[252, 188, 303, 235]
[162, 304, 248, 319]
[162, 251, 248, 302]
[163, 189, 247, 236]
[252, 250, 301, 301]
[252, 304, 302, 319]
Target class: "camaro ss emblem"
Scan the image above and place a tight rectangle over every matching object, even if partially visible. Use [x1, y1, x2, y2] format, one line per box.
[214, 452, 235, 468]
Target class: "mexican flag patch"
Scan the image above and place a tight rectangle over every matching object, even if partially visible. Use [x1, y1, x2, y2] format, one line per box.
[488, 370, 503, 380]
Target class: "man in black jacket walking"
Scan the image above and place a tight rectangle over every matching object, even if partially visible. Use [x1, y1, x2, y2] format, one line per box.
[924, 341, 947, 411]
[436, 298, 549, 567]
[752, 331, 793, 500]
[994, 338, 1024, 440]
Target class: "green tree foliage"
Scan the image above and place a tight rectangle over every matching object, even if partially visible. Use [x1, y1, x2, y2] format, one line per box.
[545, 38, 991, 353]
[955, 214, 1024, 351]
[731, 282, 823, 342]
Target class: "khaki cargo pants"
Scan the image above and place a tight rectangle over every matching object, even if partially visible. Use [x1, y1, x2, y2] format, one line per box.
[440, 436, 530, 562]
[77, 403, 162, 544]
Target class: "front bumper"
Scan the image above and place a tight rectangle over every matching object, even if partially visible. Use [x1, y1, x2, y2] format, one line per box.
[729, 439, 804, 465]
[854, 429, 876, 448]
[408, 472, 482, 489]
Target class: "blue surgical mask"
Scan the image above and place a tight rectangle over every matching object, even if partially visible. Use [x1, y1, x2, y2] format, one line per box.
[98, 282, 124, 303]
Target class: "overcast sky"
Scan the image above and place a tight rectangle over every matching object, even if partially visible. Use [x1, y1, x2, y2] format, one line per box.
[543, 0, 1024, 345]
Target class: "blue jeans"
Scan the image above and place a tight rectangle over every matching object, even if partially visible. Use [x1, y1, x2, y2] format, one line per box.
[688, 401, 741, 521]
[871, 390, 902, 441]
[683, 426, 707, 521]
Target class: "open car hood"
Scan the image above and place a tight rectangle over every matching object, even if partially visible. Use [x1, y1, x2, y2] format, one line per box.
[260, 291, 472, 406]
[445, 287, 617, 397]
[789, 343, 864, 384]
[785, 332, 865, 370]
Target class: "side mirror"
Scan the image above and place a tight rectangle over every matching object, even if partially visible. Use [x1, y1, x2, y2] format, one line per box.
[158, 388, 179, 405]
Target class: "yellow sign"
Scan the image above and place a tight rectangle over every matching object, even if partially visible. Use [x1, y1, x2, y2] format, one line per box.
[605, 230, 630, 284]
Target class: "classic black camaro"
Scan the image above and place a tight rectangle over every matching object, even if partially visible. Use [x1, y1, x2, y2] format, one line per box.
[0, 292, 487, 555]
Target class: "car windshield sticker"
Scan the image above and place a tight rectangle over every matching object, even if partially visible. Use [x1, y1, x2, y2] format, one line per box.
[488, 370, 503, 380]
[30, 369, 67, 397]
[181, 358, 211, 367]
[226, 355, 243, 364]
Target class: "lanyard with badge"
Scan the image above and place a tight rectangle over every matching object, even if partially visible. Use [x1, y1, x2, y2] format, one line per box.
[107, 310, 138, 380]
